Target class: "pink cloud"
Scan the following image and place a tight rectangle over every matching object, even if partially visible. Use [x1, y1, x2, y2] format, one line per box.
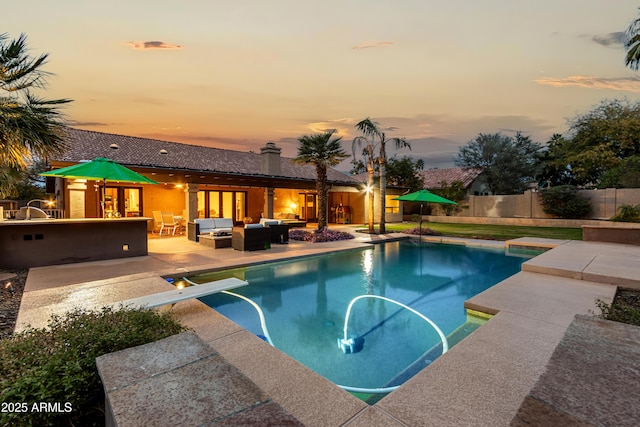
[535, 75, 640, 92]
[126, 41, 182, 50]
[352, 41, 394, 50]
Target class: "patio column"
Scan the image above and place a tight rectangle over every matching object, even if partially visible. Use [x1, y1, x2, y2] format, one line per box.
[185, 183, 199, 222]
[264, 187, 275, 219]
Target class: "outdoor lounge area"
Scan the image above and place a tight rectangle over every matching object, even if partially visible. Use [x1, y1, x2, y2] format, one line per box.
[12, 229, 640, 426]
[187, 218, 289, 250]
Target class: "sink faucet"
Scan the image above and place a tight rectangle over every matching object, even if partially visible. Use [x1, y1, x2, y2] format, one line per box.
[26, 199, 54, 220]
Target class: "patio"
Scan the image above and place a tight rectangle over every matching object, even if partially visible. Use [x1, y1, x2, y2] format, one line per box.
[14, 230, 640, 426]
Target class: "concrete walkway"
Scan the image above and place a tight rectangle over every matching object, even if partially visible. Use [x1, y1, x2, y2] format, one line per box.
[15, 232, 640, 426]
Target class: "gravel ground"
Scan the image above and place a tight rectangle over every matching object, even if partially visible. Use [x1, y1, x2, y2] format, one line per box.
[0, 269, 28, 340]
[613, 288, 640, 312]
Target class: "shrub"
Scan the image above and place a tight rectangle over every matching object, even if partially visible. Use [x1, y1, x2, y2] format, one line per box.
[0, 306, 186, 427]
[403, 226, 442, 236]
[610, 204, 640, 223]
[539, 185, 591, 219]
[289, 227, 355, 242]
[594, 296, 640, 326]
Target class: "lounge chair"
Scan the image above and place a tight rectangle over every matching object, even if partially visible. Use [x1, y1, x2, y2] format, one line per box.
[160, 212, 180, 236]
[152, 211, 163, 233]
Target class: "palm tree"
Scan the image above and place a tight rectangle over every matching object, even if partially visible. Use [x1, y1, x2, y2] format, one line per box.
[625, 8, 640, 70]
[353, 118, 410, 233]
[0, 33, 71, 198]
[294, 130, 349, 230]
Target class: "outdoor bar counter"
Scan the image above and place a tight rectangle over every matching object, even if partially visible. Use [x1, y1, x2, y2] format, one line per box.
[0, 217, 150, 269]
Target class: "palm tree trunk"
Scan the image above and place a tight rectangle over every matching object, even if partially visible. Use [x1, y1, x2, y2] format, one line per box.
[367, 162, 375, 232]
[379, 144, 387, 234]
[316, 165, 328, 230]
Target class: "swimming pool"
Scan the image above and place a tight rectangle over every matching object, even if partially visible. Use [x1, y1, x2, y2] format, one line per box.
[184, 240, 533, 396]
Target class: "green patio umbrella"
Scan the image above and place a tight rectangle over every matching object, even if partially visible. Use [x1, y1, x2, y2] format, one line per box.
[393, 189, 457, 239]
[41, 157, 157, 218]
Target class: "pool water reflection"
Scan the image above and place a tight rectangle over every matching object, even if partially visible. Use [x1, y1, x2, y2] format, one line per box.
[187, 240, 533, 396]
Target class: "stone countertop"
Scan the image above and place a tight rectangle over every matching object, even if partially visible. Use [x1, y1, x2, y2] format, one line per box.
[0, 217, 151, 226]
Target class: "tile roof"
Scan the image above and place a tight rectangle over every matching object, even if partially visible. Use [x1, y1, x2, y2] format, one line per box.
[419, 167, 482, 189]
[56, 128, 356, 184]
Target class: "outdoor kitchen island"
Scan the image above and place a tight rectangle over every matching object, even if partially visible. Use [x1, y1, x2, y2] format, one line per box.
[0, 217, 150, 269]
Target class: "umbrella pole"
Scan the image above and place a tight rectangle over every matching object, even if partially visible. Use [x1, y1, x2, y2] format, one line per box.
[102, 180, 106, 219]
[419, 203, 423, 244]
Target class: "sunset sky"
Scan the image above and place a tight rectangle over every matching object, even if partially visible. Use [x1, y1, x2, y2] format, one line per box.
[6, 1, 640, 168]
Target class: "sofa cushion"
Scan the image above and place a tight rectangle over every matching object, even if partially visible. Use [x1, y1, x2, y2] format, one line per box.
[274, 212, 296, 220]
[194, 218, 233, 235]
[244, 223, 264, 229]
[214, 218, 234, 229]
[194, 218, 216, 233]
[211, 218, 233, 235]
[259, 218, 283, 226]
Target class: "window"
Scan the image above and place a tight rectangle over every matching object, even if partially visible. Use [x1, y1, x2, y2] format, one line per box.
[385, 195, 400, 213]
[103, 187, 142, 218]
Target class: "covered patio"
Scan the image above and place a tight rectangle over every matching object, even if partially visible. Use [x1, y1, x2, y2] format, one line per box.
[44, 129, 393, 229]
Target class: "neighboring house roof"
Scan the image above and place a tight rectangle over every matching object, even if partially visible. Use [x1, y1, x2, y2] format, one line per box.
[419, 167, 482, 190]
[55, 128, 357, 185]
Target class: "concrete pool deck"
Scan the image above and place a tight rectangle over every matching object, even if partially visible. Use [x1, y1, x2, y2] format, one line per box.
[14, 231, 640, 426]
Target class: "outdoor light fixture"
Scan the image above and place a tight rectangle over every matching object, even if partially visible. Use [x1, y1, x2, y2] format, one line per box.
[160, 149, 168, 155]
[109, 143, 119, 150]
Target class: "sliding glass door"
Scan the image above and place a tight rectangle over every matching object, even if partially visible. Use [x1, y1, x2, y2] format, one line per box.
[198, 190, 246, 223]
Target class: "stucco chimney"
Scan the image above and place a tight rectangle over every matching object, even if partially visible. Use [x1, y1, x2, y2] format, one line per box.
[260, 142, 281, 176]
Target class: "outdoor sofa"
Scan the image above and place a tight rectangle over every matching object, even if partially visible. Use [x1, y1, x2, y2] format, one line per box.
[188, 218, 233, 242]
[259, 218, 290, 244]
[232, 224, 271, 251]
[274, 212, 307, 228]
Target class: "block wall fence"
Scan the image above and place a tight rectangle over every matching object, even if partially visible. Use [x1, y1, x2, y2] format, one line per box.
[408, 188, 640, 227]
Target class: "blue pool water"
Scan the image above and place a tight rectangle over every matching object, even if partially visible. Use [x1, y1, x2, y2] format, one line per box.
[186, 240, 533, 394]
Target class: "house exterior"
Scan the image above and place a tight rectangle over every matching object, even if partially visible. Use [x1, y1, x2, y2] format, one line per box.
[45, 128, 375, 228]
[419, 167, 488, 195]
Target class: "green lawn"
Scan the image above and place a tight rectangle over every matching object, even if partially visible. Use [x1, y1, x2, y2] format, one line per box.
[379, 222, 583, 241]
